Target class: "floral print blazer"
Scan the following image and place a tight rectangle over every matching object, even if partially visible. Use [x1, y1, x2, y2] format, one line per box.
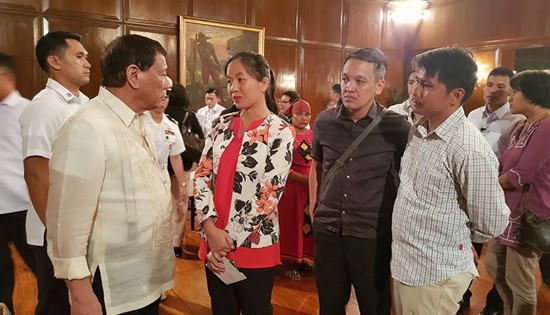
[194, 112, 294, 249]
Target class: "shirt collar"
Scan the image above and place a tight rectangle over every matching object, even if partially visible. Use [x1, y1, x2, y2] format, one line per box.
[0, 90, 22, 107]
[416, 107, 465, 142]
[403, 100, 412, 111]
[46, 78, 89, 104]
[97, 87, 137, 127]
[336, 101, 379, 121]
[482, 102, 511, 120]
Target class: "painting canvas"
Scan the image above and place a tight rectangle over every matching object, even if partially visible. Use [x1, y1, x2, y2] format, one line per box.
[179, 16, 265, 110]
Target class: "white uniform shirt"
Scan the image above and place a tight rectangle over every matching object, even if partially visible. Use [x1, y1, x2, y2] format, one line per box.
[46, 87, 174, 315]
[143, 112, 185, 178]
[0, 91, 31, 214]
[19, 78, 88, 246]
[467, 102, 524, 159]
[388, 100, 416, 125]
[196, 103, 225, 137]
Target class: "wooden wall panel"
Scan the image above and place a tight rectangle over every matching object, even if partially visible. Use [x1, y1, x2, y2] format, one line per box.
[0, 12, 41, 99]
[381, 53, 405, 105]
[301, 0, 342, 46]
[0, 0, 406, 119]
[500, 48, 516, 70]
[46, 17, 121, 97]
[127, 27, 180, 97]
[345, 0, 383, 49]
[264, 40, 299, 96]
[251, 0, 298, 40]
[192, 0, 248, 24]
[302, 47, 343, 117]
[126, 0, 188, 25]
[45, 0, 121, 21]
[412, 0, 550, 50]
[0, 0, 40, 11]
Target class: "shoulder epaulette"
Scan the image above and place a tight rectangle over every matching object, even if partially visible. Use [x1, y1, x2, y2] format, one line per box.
[165, 114, 179, 125]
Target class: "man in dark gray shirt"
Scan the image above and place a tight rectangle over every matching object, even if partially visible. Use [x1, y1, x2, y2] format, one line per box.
[309, 48, 410, 315]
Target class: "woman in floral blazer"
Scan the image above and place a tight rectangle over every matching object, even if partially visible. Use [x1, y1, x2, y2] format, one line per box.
[194, 51, 294, 315]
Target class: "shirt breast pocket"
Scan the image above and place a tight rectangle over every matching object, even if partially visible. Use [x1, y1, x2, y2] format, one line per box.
[416, 170, 455, 205]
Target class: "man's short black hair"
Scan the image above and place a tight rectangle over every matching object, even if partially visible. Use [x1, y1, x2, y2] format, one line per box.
[101, 34, 166, 88]
[0, 52, 15, 73]
[412, 47, 478, 104]
[510, 70, 550, 109]
[344, 48, 387, 81]
[35, 31, 82, 72]
[488, 67, 515, 79]
[331, 84, 341, 95]
[205, 88, 220, 98]
[168, 83, 190, 108]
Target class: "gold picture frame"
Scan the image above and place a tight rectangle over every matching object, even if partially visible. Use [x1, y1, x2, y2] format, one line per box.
[178, 16, 265, 110]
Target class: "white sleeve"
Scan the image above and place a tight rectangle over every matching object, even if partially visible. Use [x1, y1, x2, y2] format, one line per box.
[20, 102, 64, 159]
[46, 118, 105, 280]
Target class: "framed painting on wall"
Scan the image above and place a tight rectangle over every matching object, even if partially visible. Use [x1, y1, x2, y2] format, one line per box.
[179, 16, 265, 111]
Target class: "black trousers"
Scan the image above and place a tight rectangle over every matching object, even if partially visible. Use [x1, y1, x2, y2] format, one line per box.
[314, 222, 391, 315]
[465, 242, 502, 311]
[92, 268, 161, 315]
[540, 253, 549, 279]
[30, 238, 71, 315]
[205, 265, 276, 315]
[0, 210, 36, 314]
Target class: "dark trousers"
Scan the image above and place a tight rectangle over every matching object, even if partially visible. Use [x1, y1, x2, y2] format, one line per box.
[314, 222, 391, 315]
[92, 269, 161, 315]
[0, 210, 36, 314]
[205, 265, 276, 315]
[464, 242, 502, 312]
[540, 254, 549, 280]
[30, 239, 71, 315]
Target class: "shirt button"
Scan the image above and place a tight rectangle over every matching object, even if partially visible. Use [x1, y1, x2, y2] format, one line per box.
[346, 175, 350, 179]
[349, 158, 353, 162]
[343, 193, 347, 197]
[342, 210, 346, 214]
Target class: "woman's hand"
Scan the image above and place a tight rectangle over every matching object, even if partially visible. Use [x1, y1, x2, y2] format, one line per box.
[206, 251, 226, 273]
[202, 218, 234, 256]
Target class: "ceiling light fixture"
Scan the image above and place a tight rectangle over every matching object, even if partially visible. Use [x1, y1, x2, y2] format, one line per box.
[387, 0, 430, 24]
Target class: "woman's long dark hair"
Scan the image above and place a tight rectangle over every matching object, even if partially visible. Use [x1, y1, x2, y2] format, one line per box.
[224, 51, 278, 114]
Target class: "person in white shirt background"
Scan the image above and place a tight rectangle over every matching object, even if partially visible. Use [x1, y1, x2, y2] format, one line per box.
[143, 77, 190, 260]
[0, 52, 35, 315]
[461, 66, 524, 314]
[388, 70, 423, 124]
[196, 88, 225, 137]
[46, 34, 174, 315]
[468, 67, 525, 158]
[19, 31, 91, 315]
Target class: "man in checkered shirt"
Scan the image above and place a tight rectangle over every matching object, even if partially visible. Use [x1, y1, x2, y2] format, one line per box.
[391, 47, 510, 314]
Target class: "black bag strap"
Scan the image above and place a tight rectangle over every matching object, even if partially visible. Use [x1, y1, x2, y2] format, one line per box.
[320, 108, 388, 194]
[521, 183, 531, 210]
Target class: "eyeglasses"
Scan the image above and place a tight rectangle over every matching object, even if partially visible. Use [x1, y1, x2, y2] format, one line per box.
[293, 112, 311, 117]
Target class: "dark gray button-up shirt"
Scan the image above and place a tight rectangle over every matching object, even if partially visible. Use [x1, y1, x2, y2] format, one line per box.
[311, 102, 410, 239]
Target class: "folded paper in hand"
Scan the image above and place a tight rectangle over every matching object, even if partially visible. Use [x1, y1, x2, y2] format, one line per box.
[206, 253, 247, 285]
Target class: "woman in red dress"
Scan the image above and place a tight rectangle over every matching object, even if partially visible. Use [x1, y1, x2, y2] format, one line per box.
[278, 99, 314, 280]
